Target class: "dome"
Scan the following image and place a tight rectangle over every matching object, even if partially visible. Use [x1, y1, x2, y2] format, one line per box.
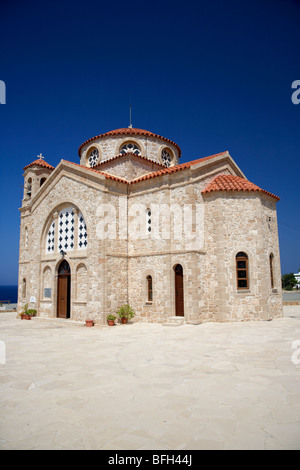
[78, 127, 181, 158]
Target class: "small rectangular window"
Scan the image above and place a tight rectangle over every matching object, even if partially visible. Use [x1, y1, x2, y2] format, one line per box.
[270, 254, 274, 289]
[147, 276, 153, 301]
[236, 252, 249, 290]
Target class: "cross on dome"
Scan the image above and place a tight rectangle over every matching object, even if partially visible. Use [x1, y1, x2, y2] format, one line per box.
[37, 153, 44, 160]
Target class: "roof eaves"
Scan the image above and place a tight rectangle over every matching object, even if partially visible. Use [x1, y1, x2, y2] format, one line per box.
[23, 159, 55, 171]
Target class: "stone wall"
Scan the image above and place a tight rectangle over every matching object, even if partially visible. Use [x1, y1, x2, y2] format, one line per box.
[203, 192, 283, 321]
[18, 157, 282, 325]
[79, 135, 180, 167]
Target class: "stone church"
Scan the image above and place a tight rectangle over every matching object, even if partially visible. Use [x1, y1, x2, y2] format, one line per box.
[18, 127, 283, 324]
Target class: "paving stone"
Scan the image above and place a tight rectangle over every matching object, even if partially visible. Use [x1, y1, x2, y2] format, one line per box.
[0, 308, 300, 450]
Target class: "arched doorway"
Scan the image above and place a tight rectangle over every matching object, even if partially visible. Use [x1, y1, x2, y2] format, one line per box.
[57, 260, 71, 319]
[174, 264, 184, 317]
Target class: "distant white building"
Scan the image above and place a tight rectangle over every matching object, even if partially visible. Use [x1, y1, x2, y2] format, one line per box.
[294, 271, 300, 288]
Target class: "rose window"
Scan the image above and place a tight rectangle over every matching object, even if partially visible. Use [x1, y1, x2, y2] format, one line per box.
[120, 142, 141, 156]
[88, 149, 99, 167]
[161, 149, 173, 167]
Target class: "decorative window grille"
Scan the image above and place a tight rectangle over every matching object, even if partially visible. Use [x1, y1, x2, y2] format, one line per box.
[88, 148, 99, 167]
[46, 221, 55, 253]
[58, 208, 75, 252]
[147, 208, 151, 233]
[120, 142, 141, 156]
[161, 148, 173, 167]
[45, 207, 88, 254]
[78, 212, 88, 250]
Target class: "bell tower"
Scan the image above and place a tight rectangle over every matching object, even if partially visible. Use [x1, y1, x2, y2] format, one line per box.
[22, 154, 54, 205]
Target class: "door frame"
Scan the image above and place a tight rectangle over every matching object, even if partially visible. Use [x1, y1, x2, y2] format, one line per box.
[56, 260, 71, 319]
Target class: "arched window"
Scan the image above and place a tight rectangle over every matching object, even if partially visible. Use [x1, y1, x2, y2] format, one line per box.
[27, 178, 32, 198]
[161, 148, 173, 167]
[22, 278, 26, 298]
[46, 221, 55, 253]
[270, 253, 274, 288]
[40, 177, 46, 187]
[88, 148, 99, 167]
[120, 142, 141, 156]
[45, 206, 88, 254]
[147, 208, 151, 233]
[25, 227, 28, 248]
[236, 252, 249, 290]
[174, 264, 184, 316]
[147, 275, 153, 301]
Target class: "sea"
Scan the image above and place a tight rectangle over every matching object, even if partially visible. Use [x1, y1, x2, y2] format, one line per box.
[0, 285, 18, 304]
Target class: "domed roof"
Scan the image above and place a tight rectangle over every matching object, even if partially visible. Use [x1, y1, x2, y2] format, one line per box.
[78, 127, 182, 157]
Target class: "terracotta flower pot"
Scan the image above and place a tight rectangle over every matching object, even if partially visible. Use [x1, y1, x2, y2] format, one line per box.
[26, 316, 31, 320]
[85, 320, 94, 327]
[121, 317, 128, 324]
[107, 320, 115, 326]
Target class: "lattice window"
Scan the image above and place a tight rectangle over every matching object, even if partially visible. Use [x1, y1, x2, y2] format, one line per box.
[46, 207, 88, 254]
[46, 221, 55, 253]
[147, 208, 152, 233]
[58, 208, 75, 252]
[88, 148, 99, 167]
[120, 142, 141, 156]
[161, 148, 173, 167]
[78, 212, 88, 250]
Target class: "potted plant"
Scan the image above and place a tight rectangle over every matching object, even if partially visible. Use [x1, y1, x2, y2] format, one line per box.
[20, 303, 28, 320]
[107, 314, 116, 326]
[85, 319, 94, 327]
[116, 304, 135, 324]
[26, 309, 37, 320]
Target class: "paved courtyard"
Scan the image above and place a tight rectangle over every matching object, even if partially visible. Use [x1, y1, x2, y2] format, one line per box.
[0, 307, 300, 450]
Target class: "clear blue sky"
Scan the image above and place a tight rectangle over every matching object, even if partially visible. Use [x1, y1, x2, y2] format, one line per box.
[0, 0, 299, 285]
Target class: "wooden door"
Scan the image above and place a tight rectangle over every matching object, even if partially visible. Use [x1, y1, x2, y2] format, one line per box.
[175, 264, 184, 316]
[57, 261, 71, 318]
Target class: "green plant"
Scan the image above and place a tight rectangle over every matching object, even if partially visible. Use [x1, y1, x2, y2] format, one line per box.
[22, 303, 28, 314]
[282, 273, 297, 290]
[26, 309, 37, 317]
[107, 314, 116, 321]
[116, 304, 135, 320]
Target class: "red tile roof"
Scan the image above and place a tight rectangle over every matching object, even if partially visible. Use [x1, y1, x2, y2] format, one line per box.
[129, 152, 228, 183]
[202, 174, 280, 200]
[64, 152, 228, 184]
[62, 160, 128, 184]
[55, 158, 279, 201]
[93, 152, 166, 170]
[23, 158, 55, 171]
[78, 127, 182, 158]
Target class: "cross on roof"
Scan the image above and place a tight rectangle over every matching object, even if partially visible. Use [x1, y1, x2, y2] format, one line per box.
[37, 153, 44, 160]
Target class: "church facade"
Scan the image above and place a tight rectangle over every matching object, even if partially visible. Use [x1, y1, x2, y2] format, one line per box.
[17, 127, 283, 324]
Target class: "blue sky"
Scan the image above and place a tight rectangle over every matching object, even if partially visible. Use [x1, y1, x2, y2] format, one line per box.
[0, 0, 299, 284]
